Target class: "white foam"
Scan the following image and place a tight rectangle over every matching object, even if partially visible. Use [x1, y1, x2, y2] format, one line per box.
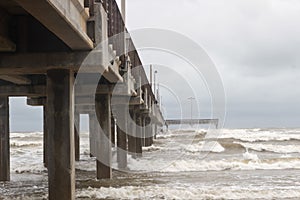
[185, 141, 225, 153]
[156, 134, 173, 139]
[142, 145, 161, 152]
[128, 155, 300, 172]
[10, 141, 42, 148]
[76, 185, 300, 200]
[243, 149, 260, 162]
[206, 129, 300, 142]
[10, 132, 43, 139]
[237, 142, 300, 154]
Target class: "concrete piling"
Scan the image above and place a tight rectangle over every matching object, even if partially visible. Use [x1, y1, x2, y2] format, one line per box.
[0, 1, 166, 198]
[116, 105, 128, 169]
[135, 114, 143, 157]
[111, 117, 116, 147]
[46, 69, 75, 200]
[127, 112, 137, 158]
[89, 113, 97, 157]
[43, 105, 48, 167]
[95, 93, 112, 179]
[74, 111, 80, 161]
[0, 96, 10, 181]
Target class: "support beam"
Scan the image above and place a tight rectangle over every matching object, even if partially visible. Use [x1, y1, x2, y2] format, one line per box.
[43, 105, 48, 168]
[15, 0, 93, 50]
[0, 75, 31, 85]
[76, 95, 143, 105]
[27, 97, 46, 106]
[111, 117, 116, 147]
[0, 52, 123, 82]
[154, 124, 157, 139]
[95, 93, 112, 179]
[0, 85, 45, 97]
[127, 112, 137, 158]
[89, 113, 97, 157]
[46, 69, 75, 200]
[144, 125, 152, 147]
[0, 96, 10, 181]
[141, 117, 146, 147]
[75, 112, 80, 161]
[0, 84, 122, 97]
[116, 105, 127, 169]
[135, 114, 143, 157]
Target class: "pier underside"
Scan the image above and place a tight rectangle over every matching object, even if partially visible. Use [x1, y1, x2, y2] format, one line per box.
[0, 0, 164, 199]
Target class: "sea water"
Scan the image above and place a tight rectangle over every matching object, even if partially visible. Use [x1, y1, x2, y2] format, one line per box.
[1, 128, 300, 199]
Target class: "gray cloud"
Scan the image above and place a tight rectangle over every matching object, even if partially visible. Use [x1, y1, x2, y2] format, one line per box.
[125, 0, 300, 128]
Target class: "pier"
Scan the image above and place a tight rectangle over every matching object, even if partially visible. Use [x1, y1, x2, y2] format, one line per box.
[166, 119, 219, 128]
[0, 0, 164, 199]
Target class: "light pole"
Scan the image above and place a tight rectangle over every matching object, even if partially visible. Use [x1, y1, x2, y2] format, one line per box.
[154, 70, 158, 99]
[188, 97, 195, 120]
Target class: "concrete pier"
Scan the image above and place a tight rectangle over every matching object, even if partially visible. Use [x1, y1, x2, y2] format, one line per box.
[0, 96, 10, 181]
[89, 113, 97, 157]
[142, 116, 146, 147]
[74, 112, 80, 161]
[116, 105, 128, 169]
[0, 0, 165, 198]
[111, 117, 116, 147]
[144, 123, 152, 147]
[43, 105, 48, 167]
[127, 112, 137, 158]
[46, 69, 75, 200]
[95, 93, 112, 179]
[135, 114, 143, 157]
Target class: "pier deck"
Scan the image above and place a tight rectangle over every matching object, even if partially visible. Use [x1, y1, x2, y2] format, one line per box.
[0, 0, 164, 199]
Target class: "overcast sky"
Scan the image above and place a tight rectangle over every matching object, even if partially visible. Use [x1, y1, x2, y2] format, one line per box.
[121, 0, 300, 128]
[10, 0, 300, 131]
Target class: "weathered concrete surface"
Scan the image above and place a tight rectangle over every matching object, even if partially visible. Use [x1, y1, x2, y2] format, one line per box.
[46, 69, 75, 200]
[43, 105, 48, 167]
[0, 96, 10, 181]
[127, 112, 137, 158]
[135, 114, 143, 157]
[89, 113, 97, 157]
[95, 93, 112, 179]
[111, 117, 116, 147]
[75, 112, 80, 161]
[15, 0, 93, 50]
[116, 105, 128, 169]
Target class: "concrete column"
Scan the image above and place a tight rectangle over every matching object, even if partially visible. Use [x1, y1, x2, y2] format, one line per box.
[74, 111, 80, 161]
[141, 116, 146, 147]
[43, 105, 48, 168]
[116, 105, 127, 169]
[135, 114, 143, 157]
[144, 125, 152, 147]
[150, 124, 155, 145]
[89, 113, 97, 157]
[0, 96, 10, 181]
[154, 124, 158, 139]
[127, 112, 137, 158]
[111, 117, 115, 147]
[95, 94, 112, 179]
[46, 69, 75, 200]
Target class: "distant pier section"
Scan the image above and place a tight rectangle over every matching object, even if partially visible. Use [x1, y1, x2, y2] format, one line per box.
[166, 119, 219, 128]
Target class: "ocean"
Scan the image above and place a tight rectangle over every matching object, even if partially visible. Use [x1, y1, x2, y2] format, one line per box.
[1, 128, 300, 199]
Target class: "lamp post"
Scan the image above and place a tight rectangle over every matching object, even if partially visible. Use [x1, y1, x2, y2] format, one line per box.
[154, 70, 158, 99]
[188, 97, 195, 120]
